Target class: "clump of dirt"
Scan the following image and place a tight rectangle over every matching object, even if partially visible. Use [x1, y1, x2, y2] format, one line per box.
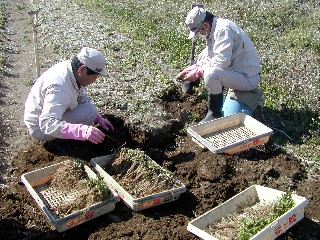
[197, 157, 232, 182]
[50, 159, 87, 191]
[107, 148, 184, 197]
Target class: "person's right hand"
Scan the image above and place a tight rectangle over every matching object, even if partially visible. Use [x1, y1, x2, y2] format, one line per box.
[175, 64, 198, 82]
[61, 123, 105, 144]
[85, 126, 105, 144]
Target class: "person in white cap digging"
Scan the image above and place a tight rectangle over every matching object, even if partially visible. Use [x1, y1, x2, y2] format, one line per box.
[24, 47, 114, 151]
[175, 5, 263, 123]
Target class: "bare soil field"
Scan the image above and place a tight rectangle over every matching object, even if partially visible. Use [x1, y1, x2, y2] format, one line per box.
[0, 1, 319, 240]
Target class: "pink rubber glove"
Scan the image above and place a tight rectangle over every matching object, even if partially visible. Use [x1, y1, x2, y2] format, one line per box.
[95, 113, 114, 132]
[184, 66, 204, 82]
[175, 64, 198, 82]
[61, 123, 105, 144]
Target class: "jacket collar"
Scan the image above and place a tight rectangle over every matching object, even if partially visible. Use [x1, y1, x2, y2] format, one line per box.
[208, 18, 217, 39]
[67, 61, 82, 92]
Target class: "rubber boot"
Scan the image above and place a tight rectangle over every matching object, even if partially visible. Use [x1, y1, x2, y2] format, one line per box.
[199, 93, 224, 123]
[181, 79, 201, 94]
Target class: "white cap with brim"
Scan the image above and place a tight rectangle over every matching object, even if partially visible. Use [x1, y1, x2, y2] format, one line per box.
[77, 47, 107, 76]
[185, 6, 206, 39]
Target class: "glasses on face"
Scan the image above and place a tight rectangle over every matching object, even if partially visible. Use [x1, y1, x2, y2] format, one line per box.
[190, 22, 203, 33]
[86, 67, 100, 76]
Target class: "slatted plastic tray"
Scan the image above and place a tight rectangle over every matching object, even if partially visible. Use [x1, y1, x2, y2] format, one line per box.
[187, 113, 273, 154]
[21, 160, 119, 232]
[187, 185, 309, 240]
[91, 154, 186, 211]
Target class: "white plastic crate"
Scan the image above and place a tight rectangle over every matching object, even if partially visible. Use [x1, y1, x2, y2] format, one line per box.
[21, 161, 119, 232]
[187, 185, 309, 240]
[187, 112, 273, 154]
[90, 154, 186, 211]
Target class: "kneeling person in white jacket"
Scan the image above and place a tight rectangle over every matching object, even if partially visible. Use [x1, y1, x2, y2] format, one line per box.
[24, 47, 114, 145]
[175, 6, 262, 123]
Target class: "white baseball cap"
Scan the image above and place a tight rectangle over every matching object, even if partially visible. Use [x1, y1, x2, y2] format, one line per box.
[77, 47, 107, 76]
[185, 6, 206, 39]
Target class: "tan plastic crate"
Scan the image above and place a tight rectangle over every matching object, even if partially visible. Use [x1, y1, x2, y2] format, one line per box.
[187, 185, 309, 240]
[91, 154, 186, 211]
[21, 161, 119, 232]
[187, 113, 273, 154]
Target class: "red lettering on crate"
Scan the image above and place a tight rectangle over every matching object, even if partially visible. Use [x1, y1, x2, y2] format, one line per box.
[139, 198, 162, 209]
[274, 225, 282, 235]
[253, 139, 259, 145]
[153, 198, 161, 205]
[289, 214, 296, 224]
[283, 219, 289, 230]
[272, 213, 297, 236]
[85, 212, 95, 219]
[67, 211, 95, 227]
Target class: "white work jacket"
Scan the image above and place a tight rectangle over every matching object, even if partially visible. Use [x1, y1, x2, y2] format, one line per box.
[24, 61, 91, 138]
[197, 18, 261, 77]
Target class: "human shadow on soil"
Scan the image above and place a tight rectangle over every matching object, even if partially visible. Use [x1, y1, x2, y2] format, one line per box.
[43, 117, 183, 161]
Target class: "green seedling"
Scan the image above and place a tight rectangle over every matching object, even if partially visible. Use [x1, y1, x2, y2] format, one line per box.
[237, 191, 295, 240]
[85, 176, 111, 201]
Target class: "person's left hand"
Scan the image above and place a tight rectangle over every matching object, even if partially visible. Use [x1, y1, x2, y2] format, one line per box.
[95, 113, 114, 132]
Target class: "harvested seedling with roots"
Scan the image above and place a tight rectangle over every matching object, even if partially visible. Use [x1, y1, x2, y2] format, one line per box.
[106, 148, 182, 198]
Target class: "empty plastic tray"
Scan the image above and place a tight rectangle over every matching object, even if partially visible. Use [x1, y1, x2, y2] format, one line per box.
[187, 113, 273, 154]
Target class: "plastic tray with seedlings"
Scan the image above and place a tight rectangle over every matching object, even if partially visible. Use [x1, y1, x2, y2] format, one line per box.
[90, 148, 186, 211]
[187, 185, 309, 240]
[21, 159, 119, 232]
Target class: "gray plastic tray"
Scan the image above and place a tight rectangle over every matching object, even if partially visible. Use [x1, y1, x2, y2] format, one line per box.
[91, 154, 186, 211]
[21, 160, 119, 232]
[187, 113, 273, 154]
